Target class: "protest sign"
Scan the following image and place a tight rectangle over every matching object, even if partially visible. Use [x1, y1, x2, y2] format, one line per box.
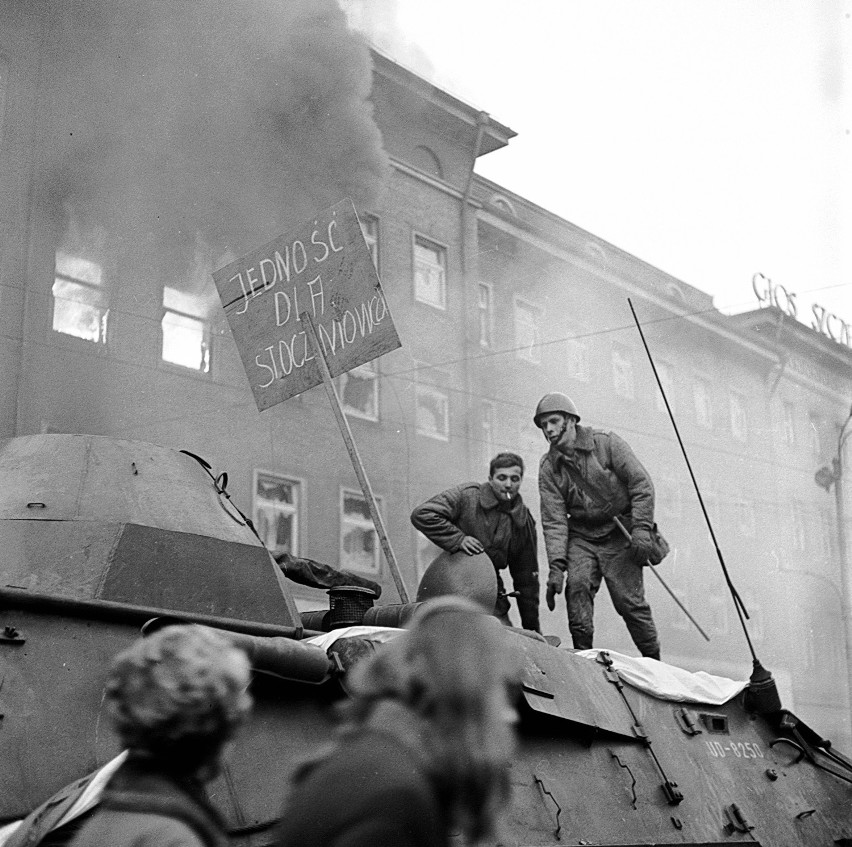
[213, 198, 400, 411]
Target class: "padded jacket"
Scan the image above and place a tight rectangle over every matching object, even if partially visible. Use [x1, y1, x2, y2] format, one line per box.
[539, 426, 654, 571]
[410, 482, 540, 631]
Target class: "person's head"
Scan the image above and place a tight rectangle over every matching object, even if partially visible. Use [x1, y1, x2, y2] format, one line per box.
[488, 452, 524, 501]
[105, 624, 252, 777]
[349, 598, 518, 842]
[533, 392, 580, 446]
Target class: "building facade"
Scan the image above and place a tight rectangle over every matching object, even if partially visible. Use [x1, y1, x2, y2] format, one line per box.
[1, 7, 851, 748]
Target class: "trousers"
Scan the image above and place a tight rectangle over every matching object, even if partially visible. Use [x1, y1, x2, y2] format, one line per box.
[565, 533, 660, 659]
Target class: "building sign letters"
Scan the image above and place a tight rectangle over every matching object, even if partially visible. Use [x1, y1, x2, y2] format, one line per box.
[752, 272, 851, 349]
[214, 199, 401, 411]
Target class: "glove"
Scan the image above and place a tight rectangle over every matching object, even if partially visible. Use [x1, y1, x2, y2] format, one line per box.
[629, 526, 655, 565]
[545, 567, 565, 611]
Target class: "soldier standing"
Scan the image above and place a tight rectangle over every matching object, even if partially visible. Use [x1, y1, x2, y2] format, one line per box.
[535, 393, 661, 659]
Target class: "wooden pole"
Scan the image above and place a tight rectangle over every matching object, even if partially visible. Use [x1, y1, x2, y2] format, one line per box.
[300, 311, 410, 603]
[612, 517, 710, 642]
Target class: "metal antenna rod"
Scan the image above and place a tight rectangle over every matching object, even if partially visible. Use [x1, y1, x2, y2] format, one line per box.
[627, 298, 757, 662]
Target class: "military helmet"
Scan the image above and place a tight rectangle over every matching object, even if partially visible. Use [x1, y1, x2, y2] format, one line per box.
[533, 392, 580, 427]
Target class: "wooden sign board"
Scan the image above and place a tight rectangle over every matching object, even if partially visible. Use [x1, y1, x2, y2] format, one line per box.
[213, 198, 401, 411]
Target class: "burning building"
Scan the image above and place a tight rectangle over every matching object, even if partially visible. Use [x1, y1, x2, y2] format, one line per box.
[1, 1, 851, 751]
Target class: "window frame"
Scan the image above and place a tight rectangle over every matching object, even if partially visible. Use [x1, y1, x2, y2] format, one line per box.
[611, 342, 636, 400]
[513, 295, 543, 364]
[693, 375, 714, 429]
[337, 360, 379, 422]
[415, 382, 450, 441]
[782, 400, 796, 446]
[160, 286, 212, 375]
[339, 487, 383, 574]
[52, 252, 109, 346]
[478, 281, 493, 348]
[655, 360, 676, 412]
[412, 233, 448, 310]
[729, 391, 749, 441]
[359, 212, 379, 273]
[252, 470, 303, 558]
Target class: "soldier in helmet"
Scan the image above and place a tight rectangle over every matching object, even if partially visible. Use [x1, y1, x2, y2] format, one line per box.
[410, 452, 541, 633]
[535, 393, 661, 659]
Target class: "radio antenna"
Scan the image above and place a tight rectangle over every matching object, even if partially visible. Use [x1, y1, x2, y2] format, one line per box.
[627, 300, 777, 709]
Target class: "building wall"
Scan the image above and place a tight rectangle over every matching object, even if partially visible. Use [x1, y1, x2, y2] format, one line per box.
[1, 10, 851, 749]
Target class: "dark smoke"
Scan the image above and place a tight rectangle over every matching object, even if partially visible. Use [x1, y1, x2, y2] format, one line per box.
[40, 0, 389, 285]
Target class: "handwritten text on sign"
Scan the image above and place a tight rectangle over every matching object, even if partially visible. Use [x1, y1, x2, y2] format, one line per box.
[213, 199, 401, 411]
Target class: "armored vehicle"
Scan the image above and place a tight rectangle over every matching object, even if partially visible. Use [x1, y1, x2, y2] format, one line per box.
[1, 434, 851, 846]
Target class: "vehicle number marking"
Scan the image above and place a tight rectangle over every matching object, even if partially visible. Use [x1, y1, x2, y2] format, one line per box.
[705, 740, 764, 759]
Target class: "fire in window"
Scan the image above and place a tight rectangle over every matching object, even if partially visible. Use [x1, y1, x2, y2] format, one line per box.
[52, 253, 109, 343]
[162, 286, 211, 373]
[340, 489, 381, 573]
[253, 472, 300, 557]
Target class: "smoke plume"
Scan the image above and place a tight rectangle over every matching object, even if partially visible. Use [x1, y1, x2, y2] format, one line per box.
[39, 0, 389, 285]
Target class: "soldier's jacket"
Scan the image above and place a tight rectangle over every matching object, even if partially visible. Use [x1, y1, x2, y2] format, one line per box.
[539, 425, 654, 571]
[410, 482, 540, 631]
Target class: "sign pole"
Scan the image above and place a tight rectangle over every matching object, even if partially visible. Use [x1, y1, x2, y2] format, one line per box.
[301, 311, 411, 604]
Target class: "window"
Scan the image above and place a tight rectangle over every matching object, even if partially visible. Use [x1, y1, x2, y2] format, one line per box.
[414, 236, 446, 309]
[820, 510, 835, 561]
[790, 501, 806, 551]
[253, 472, 300, 557]
[412, 145, 443, 179]
[340, 489, 382, 573]
[0, 57, 6, 150]
[514, 297, 542, 363]
[657, 475, 681, 521]
[162, 287, 211, 373]
[567, 335, 590, 381]
[734, 496, 756, 537]
[729, 392, 748, 441]
[708, 594, 729, 635]
[666, 547, 691, 631]
[693, 377, 713, 429]
[415, 530, 442, 580]
[52, 253, 108, 343]
[480, 401, 496, 468]
[741, 596, 764, 642]
[782, 401, 796, 446]
[415, 384, 449, 440]
[478, 282, 493, 347]
[808, 414, 822, 457]
[611, 343, 635, 399]
[338, 361, 378, 421]
[655, 361, 675, 412]
[359, 213, 379, 270]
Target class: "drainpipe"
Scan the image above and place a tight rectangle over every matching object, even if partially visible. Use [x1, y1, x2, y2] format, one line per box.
[460, 111, 490, 479]
[815, 405, 852, 740]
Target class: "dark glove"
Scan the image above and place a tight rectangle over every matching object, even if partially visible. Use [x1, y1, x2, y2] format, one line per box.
[629, 526, 655, 565]
[545, 567, 565, 611]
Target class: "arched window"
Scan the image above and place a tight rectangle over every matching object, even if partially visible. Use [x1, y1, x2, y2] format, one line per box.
[412, 145, 443, 180]
[489, 195, 516, 216]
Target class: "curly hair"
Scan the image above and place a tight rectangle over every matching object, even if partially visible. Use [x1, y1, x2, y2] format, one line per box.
[105, 624, 252, 771]
[347, 598, 519, 843]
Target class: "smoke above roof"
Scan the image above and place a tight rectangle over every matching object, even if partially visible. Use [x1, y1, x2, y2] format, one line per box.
[39, 0, 389, 286]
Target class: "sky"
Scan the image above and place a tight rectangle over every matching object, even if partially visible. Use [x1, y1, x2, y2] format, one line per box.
[358, 0, 852, 327]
